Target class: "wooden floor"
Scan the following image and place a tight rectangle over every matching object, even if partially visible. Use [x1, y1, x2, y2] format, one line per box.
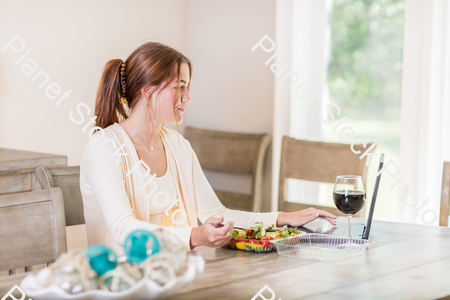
[2, 218, 450, 299]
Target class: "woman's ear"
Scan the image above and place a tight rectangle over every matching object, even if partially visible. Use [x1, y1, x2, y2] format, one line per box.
[140, 86, 153, 100]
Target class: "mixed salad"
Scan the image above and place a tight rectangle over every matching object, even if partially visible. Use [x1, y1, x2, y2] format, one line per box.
[224, 222, 299, 252]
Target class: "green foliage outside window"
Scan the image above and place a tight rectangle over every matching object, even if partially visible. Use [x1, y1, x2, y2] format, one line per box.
[323, 0, 405, 220]
[327, 0, 404, 120]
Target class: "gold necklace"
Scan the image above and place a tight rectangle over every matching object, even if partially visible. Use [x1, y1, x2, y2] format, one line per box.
[150, 134, 161, 151]
[128, 128, 161, 151]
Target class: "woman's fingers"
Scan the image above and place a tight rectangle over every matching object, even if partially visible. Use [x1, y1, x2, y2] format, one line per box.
[324, 216, 338, 225]
[305, 209, 338, 225]
[318, 210, 338, 219]
[308, 209, 337, 219]
[199, 218, 237, 247]
[206, 216, 224, 226]
[304, 209, 337, 219]
[212, 231, 234, 247]
[217, 221, 234, 236]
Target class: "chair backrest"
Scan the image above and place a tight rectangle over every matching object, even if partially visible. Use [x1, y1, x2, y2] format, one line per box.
[0, 188, 66, 272]
[278, 136, 374, 217]
[35, 166, 84, 226]
[185, 126, 271, 212]
[439, 162, 450, 226]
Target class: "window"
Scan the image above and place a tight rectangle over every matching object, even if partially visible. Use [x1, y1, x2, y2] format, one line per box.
[287, 0, 405, 222]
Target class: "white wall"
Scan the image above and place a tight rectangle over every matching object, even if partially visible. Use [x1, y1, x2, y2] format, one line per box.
[185, 0, 276, 211]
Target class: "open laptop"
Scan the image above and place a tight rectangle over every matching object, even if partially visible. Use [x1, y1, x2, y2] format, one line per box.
[291, 153, 384, 240]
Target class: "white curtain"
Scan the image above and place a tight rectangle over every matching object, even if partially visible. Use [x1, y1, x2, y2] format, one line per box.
[399, 0, 450, 225]
[272, 0, 330, 211]
[272, 0, 293, 211]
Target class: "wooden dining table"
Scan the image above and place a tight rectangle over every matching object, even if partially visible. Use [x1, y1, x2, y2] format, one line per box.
[2, 218, 450, 299]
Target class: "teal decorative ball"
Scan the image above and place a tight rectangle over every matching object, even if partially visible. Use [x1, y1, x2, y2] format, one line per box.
[124, 230, 160, 263]
[84, 245, 117, 276]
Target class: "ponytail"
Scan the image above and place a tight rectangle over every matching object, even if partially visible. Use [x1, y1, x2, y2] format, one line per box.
[94, 59, 128, 129]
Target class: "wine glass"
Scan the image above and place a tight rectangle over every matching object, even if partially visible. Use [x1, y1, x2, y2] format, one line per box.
[333, 175, 366, 238]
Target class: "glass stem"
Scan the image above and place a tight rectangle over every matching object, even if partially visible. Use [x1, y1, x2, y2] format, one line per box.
[348, 214, 352, 238]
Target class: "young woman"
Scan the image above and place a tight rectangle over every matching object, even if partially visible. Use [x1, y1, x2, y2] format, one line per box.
[80, 42, 337, 255]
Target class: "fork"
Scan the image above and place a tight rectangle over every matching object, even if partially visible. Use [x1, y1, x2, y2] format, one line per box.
[213, 222, 245, 230]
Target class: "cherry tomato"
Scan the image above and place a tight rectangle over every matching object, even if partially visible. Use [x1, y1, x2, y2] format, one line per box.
[235, 237, 248, 243]
[262, 241, 273, 248]
[248, 238, 261, 245]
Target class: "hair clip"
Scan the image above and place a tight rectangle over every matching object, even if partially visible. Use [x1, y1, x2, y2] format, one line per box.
[120, 62, 127, 105]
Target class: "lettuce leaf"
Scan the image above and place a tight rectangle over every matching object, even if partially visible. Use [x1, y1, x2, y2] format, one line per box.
[243, 242, 254, 251]
[288, 227, 299, 235]
[274, 226, 298, 239]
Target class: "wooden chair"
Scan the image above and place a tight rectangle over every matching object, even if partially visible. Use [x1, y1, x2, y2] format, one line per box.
[278, 137, 374, 217]
[439, 162, 450, 226]
[0, 188, 66, 275]
[185, 126, 271, 212]
[35, 166, 84, 226]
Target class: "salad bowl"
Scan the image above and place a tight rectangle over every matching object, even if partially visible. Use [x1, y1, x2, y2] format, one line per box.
[223, 223, 305, 253]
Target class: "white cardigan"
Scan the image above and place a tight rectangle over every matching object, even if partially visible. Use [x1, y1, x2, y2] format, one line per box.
[80, 123, 280, 254]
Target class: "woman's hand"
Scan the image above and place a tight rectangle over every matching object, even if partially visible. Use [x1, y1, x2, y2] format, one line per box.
[276, 207, 338, 227]
[190, 216, 235, 249]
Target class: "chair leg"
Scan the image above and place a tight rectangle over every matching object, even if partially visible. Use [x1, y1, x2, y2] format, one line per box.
[9, 269, 15, 276]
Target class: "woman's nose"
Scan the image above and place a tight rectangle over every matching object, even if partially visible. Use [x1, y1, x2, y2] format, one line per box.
[182, 89, 191, 103]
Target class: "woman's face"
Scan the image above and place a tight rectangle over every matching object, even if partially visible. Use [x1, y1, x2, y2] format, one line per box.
[150, 63, 191, 124]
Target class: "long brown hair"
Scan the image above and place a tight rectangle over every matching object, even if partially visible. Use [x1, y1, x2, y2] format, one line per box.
[94, 42, 192, 129]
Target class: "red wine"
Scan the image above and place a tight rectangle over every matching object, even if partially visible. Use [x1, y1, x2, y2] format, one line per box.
[333, 190, 365, 215]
